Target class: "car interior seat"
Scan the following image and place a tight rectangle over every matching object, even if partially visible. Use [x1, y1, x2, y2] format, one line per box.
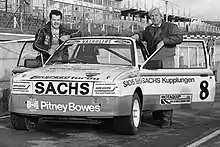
[76, 45, 99, 64]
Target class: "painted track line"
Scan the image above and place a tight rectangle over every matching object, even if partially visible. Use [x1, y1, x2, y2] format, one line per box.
[186, 129, 220, 147]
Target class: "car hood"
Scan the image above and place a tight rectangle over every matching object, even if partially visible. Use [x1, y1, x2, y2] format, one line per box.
[14, 64, 135, 82]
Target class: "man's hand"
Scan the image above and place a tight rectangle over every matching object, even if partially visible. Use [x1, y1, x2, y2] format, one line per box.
[131, 34, 139, 41]
[60, 35, 70, 42]
[156, 40, 164, 50]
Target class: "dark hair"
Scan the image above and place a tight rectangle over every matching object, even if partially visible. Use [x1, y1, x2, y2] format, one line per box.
[49, 10, 63, 20]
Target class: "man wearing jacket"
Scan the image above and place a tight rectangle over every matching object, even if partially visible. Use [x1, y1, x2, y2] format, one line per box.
[33, 9, 82, 63]
[131, 7, 183, 128]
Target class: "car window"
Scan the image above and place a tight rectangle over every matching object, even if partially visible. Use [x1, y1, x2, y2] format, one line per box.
[146, 41, 207, 69]
[178, 42, 206, 68]
[18, 41, 41, 66]
[96, 44, 132, 65]
[47, 38, 135, 66]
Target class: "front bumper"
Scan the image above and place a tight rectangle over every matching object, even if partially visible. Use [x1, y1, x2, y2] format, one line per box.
[9, 94, 133, 117]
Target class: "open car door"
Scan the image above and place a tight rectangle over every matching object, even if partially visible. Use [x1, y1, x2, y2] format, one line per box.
[135, 41, 149, 67]
[140, 40, 215, 111]
[11, 38, 43, 75]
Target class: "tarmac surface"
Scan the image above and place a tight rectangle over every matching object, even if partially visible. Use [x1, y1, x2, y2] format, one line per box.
[0, 99, 219, 146]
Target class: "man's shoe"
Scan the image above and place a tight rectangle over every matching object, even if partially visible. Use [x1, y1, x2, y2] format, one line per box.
[159, 120, 172, 129]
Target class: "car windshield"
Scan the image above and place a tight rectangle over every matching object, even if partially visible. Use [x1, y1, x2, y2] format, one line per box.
[46, 38, 135, 66]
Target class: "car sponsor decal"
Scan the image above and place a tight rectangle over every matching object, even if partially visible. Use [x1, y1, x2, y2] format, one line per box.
[33, 81, 93, 95]
[25, 98, 100, 112]
[199, 80, 209, 100]
[71, 76, 99, 80]
[65, 39, 132, 45]
[123, 77, 196, 87]
[82, 39, 111, 44]
[30, 76, 99, 80]
[45, 67, 99, 72]
[123, 78, 142, 87]
[26, 97, 39, 111]
[30, 76, 70, 79]
[160, 94, 192, 105]
[142, 77, 195, 84]
[12, 81, 32, 94]
[93, 82, 118, 95]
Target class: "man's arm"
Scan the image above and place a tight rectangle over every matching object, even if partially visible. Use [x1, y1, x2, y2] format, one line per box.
[69, 29, 82, 37]
[59, 28, 82, 42]
[162, 24, 183, 45]
[136, 30, 146, 41]
[130, 29, 147, 41]
[33, 28, 50, 54]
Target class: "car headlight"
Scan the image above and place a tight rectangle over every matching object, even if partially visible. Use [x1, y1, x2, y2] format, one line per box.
[93, 82, 118, 96]
[12, 81, 32, 94]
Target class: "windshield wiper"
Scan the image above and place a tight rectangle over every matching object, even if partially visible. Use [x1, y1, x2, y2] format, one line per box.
[51, 58, 88, 64]
[68, 58, 88, 64]
[51, 60, 67, 64]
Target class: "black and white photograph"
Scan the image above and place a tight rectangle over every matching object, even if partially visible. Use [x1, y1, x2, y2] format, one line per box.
[0, 0, 220, 147]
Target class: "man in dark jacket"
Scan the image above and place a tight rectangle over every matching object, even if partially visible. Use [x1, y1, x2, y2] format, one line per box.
[132, 8, 183, 55]
[33, 9, 81, 63]
[131, 7, 183, 128]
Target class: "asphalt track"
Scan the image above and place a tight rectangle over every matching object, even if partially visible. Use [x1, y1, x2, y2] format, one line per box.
[0, 101, 219, 146]
[185, 84, 220, 147]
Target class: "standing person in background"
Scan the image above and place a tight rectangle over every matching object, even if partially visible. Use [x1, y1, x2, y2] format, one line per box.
[33, 9, 82, 63]
[131, 7, 183, 128]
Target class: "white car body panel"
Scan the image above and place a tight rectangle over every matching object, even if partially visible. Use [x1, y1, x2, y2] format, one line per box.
[9, 36, 216, 117]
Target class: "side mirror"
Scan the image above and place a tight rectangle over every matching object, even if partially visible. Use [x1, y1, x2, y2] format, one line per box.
[24, 59, 41, 68]
[143, 60, 163, 69]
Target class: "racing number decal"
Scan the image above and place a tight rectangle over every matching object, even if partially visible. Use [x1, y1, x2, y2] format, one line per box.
[199, 80, 209, 100]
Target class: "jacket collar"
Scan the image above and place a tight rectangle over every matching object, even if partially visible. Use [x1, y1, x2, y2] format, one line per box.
[151, 20, 165, 28]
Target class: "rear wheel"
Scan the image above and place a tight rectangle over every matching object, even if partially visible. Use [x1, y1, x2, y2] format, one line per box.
[114, 92, 141, 135]
[11, 113, 27, 130]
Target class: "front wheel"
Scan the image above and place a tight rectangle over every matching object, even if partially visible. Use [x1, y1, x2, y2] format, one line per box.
[114, 92, 141, 135]
[25, 116, 39, 131]
[11, 113, 27, 130]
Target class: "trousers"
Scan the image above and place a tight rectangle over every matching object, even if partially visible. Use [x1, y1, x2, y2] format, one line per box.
[153, 110, 173, 121]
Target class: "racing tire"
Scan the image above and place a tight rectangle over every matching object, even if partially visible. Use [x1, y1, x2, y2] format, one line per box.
[24, 117, 39, 131]
[11, 113, 27, 130]
[114, 92, 141, 135]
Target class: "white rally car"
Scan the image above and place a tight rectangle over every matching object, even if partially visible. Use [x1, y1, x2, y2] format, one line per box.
[9, 36, 216, 135]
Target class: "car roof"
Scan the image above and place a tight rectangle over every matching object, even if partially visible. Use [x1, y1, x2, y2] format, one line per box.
[70, 36, 133, 40]
[71, 36, 206, 43]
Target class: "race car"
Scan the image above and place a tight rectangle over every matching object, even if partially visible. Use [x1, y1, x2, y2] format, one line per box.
[9, 36, 216, 135]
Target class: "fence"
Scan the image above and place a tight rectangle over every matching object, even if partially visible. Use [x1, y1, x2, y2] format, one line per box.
[1, 9, 220, 36]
